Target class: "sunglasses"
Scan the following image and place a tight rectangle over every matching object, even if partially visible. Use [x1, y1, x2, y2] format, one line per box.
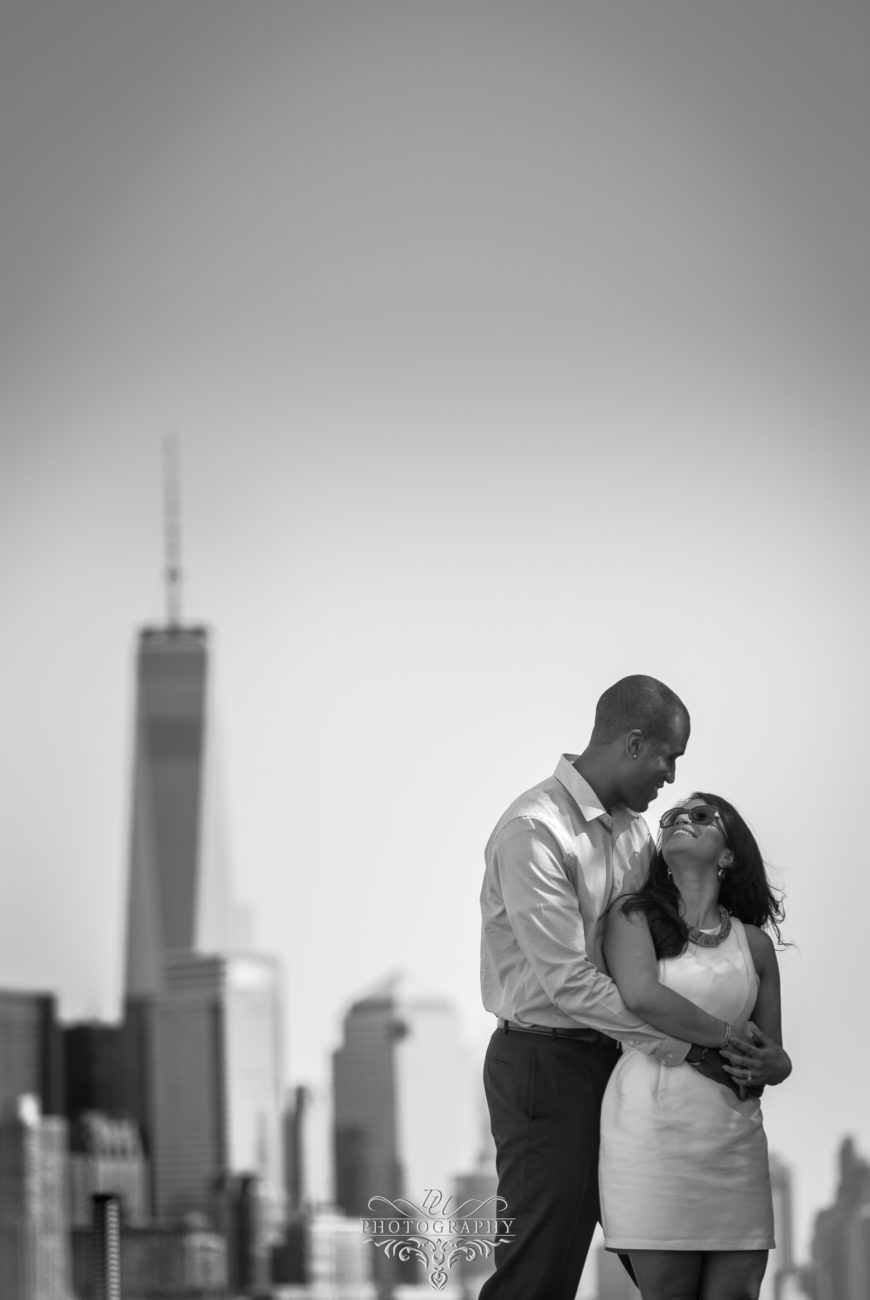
[659, 804, 725, 832]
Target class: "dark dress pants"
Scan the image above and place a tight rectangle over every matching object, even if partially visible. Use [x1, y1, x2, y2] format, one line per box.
[478, 1025, 621, 1300]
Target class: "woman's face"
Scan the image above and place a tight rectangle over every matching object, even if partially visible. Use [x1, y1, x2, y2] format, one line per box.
[660, 798, 731, 874]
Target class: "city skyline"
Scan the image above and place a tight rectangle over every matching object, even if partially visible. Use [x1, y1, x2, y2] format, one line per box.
[2, 0, 868, 1267]
[1, 466, 864, 1273]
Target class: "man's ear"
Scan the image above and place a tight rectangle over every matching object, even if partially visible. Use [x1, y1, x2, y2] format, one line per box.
[626, 729, 645, 760]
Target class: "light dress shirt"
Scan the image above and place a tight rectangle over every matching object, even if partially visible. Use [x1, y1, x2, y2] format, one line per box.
[481, 755, 688, 1065]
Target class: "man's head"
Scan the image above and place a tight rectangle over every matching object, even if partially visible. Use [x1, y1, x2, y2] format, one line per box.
[581, 675, 690, 812]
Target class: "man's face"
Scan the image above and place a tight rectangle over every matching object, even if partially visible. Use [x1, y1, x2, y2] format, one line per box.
[624, 714, 690, 812]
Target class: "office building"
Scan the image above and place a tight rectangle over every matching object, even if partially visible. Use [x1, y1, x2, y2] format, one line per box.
[69, 1112, 149, 1227]
[0, 989, 64, 1115]
[90, 1193, 122, 1300]
[451, 1151, 499, 1297]
[809, 1136, 870, 1300]
[64, 1021, 124, 1119]
[124, 623, 239, 1001]
[285, 1082, 334, 1212]
[151, 952, 284, 1229]
[214, 1172, 271, 1294]
[71, 1216, 228, 1299]
[333, 977, 477, 1293]
[333, 976, 476, 1216]
[760, 1153, 795, 1300]
[119, 502, 251, 1161]
[0, 1095, 70, 1300]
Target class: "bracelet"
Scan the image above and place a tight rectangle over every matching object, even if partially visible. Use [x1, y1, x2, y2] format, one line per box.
[720, 1022, 732, 1049]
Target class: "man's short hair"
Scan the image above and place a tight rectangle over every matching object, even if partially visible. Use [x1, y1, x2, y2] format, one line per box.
[591, 675, 689, 745]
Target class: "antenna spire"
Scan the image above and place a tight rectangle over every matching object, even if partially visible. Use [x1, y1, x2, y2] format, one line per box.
[163, 434, 183, 627]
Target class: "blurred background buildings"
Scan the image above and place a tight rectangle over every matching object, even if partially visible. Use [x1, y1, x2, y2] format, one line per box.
[3, 0, 869, 1289]
[0, 568, 866, 1298]
[0, 551, 488, 1296]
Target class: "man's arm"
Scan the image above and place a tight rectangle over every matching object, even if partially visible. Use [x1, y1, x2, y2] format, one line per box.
[495, 821, 688, 1063]
[685, 1043, 760, 1097]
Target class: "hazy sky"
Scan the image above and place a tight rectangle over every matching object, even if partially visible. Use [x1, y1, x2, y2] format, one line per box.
[1, 0, 868, 1263]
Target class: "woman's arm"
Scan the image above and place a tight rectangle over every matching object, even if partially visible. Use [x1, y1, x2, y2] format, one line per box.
[603, 901, 736, 1047]
[721, 926, 792, 1086]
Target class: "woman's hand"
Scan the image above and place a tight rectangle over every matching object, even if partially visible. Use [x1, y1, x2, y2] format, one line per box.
[721, 1020, 792, 1089]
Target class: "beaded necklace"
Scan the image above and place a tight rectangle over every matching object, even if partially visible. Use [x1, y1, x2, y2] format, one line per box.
[687, 904, 732, 948]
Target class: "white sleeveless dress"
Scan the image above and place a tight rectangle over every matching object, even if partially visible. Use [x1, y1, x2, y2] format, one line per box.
[599, 916, 775, 1251]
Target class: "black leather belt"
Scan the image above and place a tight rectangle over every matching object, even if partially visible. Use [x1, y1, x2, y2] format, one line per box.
[497, 1019, 617, 1047]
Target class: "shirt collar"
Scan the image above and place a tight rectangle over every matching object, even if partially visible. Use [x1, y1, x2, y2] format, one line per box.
[554, 754, 636, 825]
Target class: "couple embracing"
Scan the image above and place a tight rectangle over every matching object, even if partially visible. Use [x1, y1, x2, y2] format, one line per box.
[479, 675, 792, 1300]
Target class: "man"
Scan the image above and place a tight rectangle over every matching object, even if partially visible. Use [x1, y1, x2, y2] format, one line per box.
[479, 674, 697, 1299]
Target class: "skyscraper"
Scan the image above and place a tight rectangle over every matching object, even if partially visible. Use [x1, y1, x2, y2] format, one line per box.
[68, 1113, 149, 1228]
[285, 1083, 335, 1212]
[761, 1153, 796, 1300]
[64, 1021, 124, 1119]
[810, 1136, 870, 1300]
[0, 990, 64, 1115]
[124, 438, 245, 1002]
[333, 976, 477, 1215]
[0, 1095, 71, 1300]
[151, 952, 285, 1228]
[124, 622, 237, 1000]
[118, 450, 250, 1166]
[333, 978, 477, 1294]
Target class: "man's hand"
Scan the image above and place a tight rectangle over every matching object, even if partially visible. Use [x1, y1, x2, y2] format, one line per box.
[687, 1046, 764, 1100]
[721, 1021, 792, 1088]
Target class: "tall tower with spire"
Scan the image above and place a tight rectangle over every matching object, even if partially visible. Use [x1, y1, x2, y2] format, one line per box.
[112, 443, 280, 1227]
[124, 438, 239, 1000]
[118, 440, 246, 1183]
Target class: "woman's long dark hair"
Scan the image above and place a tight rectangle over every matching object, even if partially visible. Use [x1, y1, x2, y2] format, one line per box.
[620, 791, 786, 959]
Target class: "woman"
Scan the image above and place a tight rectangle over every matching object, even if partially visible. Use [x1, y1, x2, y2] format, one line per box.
[598, 793, 792, 1300]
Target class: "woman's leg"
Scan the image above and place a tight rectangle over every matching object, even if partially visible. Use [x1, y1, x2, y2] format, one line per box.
[629, 1250, 703, 1299]
[700, 1250, 768, 1300]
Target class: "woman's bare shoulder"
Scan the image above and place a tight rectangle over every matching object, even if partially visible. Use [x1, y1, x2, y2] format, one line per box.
[741, 921, 776, 968]
[609, 893, 649, 925]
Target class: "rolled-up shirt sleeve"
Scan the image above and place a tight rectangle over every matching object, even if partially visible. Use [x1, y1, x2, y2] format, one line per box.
[493, 820, 688, 1065]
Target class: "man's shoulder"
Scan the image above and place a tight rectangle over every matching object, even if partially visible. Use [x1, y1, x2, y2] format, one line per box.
[501, 769, 563, 813]
[486, 770, 578, 849]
